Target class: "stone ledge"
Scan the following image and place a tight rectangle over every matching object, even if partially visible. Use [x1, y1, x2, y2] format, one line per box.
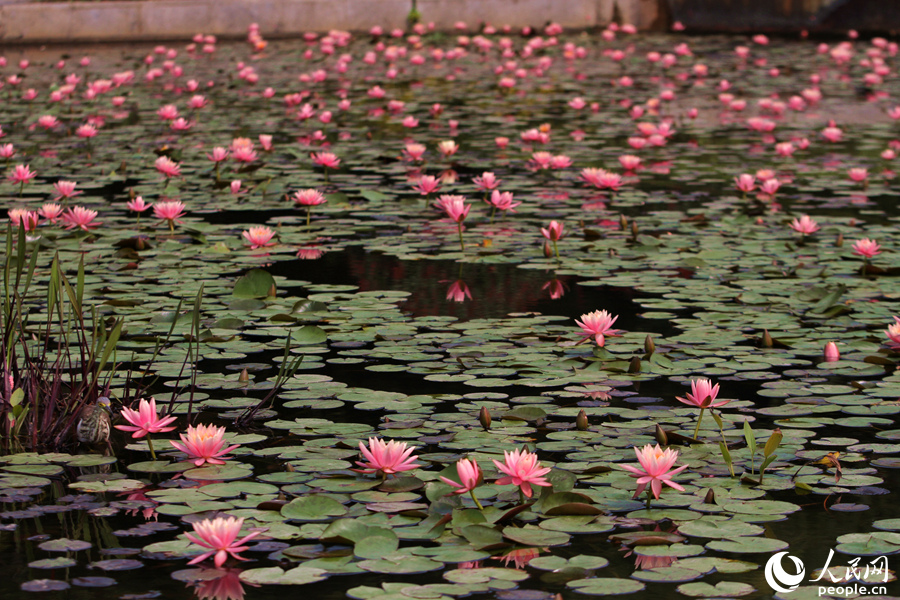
[0, 0, 665, 44]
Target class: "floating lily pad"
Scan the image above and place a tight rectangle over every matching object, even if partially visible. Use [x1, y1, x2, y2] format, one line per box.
[21, 579, 70, 592]
[281, 495, 348, 521]
[677, 581, 755, 597]
[567, 578, 645, 595]
[38, 538, 92, 553]
[239, 566, 328, 585]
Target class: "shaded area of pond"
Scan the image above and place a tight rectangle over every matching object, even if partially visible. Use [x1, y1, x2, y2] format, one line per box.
[271, 245, 686, 337]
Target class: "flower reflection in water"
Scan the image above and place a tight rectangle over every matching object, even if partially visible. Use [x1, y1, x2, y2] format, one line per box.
[446, 280, 472, 302]
[632, 553, 677, 570]
[296, 246, 325, 260]
[493, 547, 541, 570]
[542, 278, 567, 299]
[122, 489, 158, 521]
[186, 567, 256, 600]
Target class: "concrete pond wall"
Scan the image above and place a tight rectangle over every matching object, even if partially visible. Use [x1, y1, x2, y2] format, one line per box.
[0, 0, 667, 44]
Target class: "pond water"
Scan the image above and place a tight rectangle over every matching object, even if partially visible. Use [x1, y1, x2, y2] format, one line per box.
[1, 24, 900, 600]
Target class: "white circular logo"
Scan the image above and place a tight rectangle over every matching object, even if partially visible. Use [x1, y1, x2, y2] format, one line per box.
[765, 552, 806, 594]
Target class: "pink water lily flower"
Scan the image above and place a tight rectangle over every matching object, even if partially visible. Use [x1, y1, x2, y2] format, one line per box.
[435, 194, 470, 223]
[292, 188, 327, 206]
[242, 226, 276, 249]
[115, 397, 177, 438]
[185, 516, 263, 568]
[413, 175, 441, 196]
[403, 143, 426, 162]
[61, 206, 99, 231]
[437, 140, 458, 157]
[354, 437, 420, 477]
[440, 458, 482, 495]
[676, 378, 726, 408]
[207, 147, 229, 163]
[734, 173, 755, 193]
[488, 190, 520, 213]
[157, 104, 179, 120]
[852, 238, 881, 259]
[541, 220, 564, 241]
[311, 151, 340, 169]
[76, 124, 98, 138]
[38, 203, 64, 223]
[170, 424, 241, 467]
[492, 447, 552, 498]
[823, 342, 840, 362]
[232, 145, 257, 163]
[790, 215, 819, 235]
[620, 444, 687, 499]
[473, 171, 501, 192]
[53, 180, 81, 202]
[848, 167, 868, 183]
[155, 156, 181, 178]
[821, 124, 843, 143]
[154, 200, 186, 231]
[127, 196, 151, 213]
[581, 167, 608, 187]
[619, 154, 642, 171]
[9, 208, 39, 232]
[886, 316, 900, 349]
[8, 163, 36, 185]
[37, 115, 59, 129]
[549, 154, 572, 170]
[575, 310, 621, 346]
[759, 178, 781, 196]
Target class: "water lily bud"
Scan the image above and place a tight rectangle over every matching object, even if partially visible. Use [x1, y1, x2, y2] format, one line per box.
[703, 488, 716, 504]
[619, 214, 628, 230]
[479, 406, 491, 431]
[285, 463, 295, 472]
[823, 341, 840, 362]
[268, 283, 277, 297]
[543, 241, 553, 258]
[238, 368, 250, 383]
[129, 187, 135, 200]
[628, 356, 641, 373]
[644, 335, 655, 356]
[576, 409, 589, 430]
[835, 232, 843, 248]
[654, 424, 668, 446]
[761, 329, 773, 348]
[631, 221, 639, 237]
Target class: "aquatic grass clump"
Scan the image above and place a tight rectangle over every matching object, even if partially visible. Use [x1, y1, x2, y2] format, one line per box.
[0, 229, 123, 450]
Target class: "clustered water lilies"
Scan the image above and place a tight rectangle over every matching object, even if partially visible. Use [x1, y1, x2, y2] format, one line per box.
[6, 19, 900, 593]
[354, 437, 552, 507]
[114, 397, 240, 466]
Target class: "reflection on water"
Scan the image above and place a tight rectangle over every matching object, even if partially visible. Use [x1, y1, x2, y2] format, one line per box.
[268, 246, 682, 337]
[186, 568, 252, 600]
[445, 279, 472, 302]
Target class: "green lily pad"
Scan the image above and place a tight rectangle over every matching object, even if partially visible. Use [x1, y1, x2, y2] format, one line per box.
[677, 581, 755, 596]
[281, 495, 348, 521]
[567, 578, 645, 595]
[239, 566, 328, 585]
